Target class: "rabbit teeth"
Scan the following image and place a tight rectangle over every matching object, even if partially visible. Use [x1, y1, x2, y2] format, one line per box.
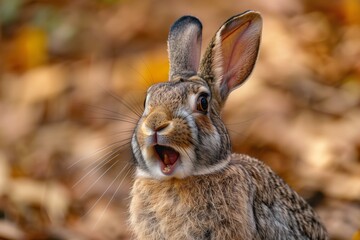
[161, 153, 177, 174]
[162, 164, 172, 173]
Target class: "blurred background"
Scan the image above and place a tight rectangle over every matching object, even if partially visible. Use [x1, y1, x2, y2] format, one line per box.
[1, 0, 360, 239]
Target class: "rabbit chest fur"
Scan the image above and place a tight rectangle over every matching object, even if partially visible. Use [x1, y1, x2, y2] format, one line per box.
[130, 154, 327, 240]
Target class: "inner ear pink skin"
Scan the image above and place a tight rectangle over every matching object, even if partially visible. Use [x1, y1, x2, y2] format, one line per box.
[215, 14, 262, 99]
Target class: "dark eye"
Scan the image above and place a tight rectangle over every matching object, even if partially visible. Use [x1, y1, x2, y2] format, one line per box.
[196, 93, 209, 113]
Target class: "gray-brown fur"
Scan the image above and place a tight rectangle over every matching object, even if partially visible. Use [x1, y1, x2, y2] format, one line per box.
[130, 11, 328, 239]
[168, 16, 202, 79]
[130, 154, 327, 239]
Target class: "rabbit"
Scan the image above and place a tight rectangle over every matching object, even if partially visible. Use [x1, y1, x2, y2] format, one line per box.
[129, 11, 328, 240]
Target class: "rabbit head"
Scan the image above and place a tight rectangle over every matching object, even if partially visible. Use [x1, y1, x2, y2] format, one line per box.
[131, 11, 262, 180]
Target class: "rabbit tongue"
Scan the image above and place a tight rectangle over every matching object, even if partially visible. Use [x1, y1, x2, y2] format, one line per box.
[163, 153, 171, 165]
[161, 151, 178, 174]
[163, 151, 178, 165]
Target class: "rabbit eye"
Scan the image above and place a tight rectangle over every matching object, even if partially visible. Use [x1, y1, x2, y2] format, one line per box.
[196, 93, 209, 113]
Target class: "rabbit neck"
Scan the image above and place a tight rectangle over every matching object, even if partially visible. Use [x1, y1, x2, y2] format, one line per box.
[129, 161, 256, 240]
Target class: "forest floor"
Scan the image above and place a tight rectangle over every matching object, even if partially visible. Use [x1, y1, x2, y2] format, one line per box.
[0, 0, 360, 239]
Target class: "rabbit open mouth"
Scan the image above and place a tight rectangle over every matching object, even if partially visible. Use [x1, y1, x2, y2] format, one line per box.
[154, 145, 179, 175]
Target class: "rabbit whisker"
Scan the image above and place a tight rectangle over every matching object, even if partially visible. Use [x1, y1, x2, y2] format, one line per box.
[140, 59, 157, 86]
[72, 140, 131, 188]
[92, 165, 133, 228]
[103, 129, 134, 138]
[91, 116, 138, 124]
[224, 113, 264, 126]
[68, 138, 129, 169]
[88, 104, 140, 122]
[72, 150, 118, 188]
[226, 128, 245, 135]
[79, 158, 121, 199]
[84, 162, 130, 220]
[125, 94, 144, 118]
[128, 60, 154, 87]
[105, 88, 143, 117]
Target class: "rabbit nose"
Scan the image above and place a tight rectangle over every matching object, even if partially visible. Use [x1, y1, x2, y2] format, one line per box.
[145, 110, 171, 133]
[155, 122, 170, 132]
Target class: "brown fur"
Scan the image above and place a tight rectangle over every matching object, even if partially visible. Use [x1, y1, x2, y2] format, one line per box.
[130, 154, 327, 239]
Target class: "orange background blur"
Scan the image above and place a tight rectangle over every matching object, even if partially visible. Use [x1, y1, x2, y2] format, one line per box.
[0, 0, 360, 239]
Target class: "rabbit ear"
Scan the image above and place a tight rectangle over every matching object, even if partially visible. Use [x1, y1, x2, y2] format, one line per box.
[168, 16, 202, 80]
[200, 11, 262, 106]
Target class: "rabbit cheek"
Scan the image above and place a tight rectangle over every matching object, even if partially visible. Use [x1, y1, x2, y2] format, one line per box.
[194, 114, 214, 132]
[135, 128, 147, 150]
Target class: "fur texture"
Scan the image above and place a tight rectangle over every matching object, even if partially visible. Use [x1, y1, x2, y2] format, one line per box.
[129, 11, 328, 239]
[130, 154, 327, 240]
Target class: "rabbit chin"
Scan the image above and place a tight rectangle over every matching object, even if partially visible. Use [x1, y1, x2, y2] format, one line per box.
[136, 147, 195, 180]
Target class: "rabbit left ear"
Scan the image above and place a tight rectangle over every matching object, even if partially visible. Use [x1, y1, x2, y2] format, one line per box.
[168, 16, 202, 80]
[200, 11, 262, 104]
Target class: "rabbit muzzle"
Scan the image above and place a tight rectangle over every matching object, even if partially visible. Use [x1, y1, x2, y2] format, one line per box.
[141, 109, 181, 174]
[135, 104, 195, 179]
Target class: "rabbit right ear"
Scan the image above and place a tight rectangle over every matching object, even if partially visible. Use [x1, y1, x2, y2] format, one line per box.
[168, 16, 202, 80]
[200, 11, 262, 108]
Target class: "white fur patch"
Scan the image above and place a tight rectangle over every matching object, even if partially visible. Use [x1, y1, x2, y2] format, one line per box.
[135, 168, 152, 178]
[193, 155, 231, 176]
[141, 121, 154, 136]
